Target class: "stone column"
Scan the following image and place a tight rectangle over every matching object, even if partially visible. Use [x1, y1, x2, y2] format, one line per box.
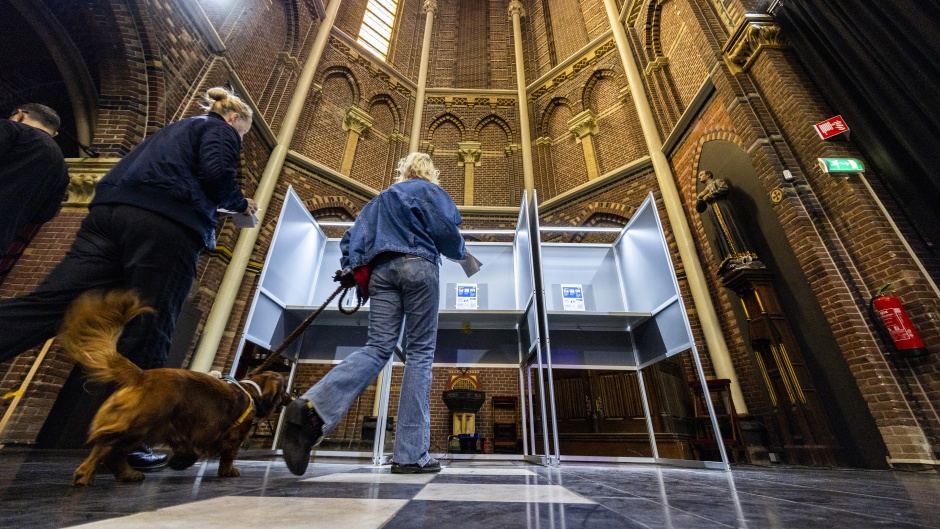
[602, 0, 746, 412]
[191, 0, 343, 373]
[508, 0, 535, 197]
[457, 141, 482, 206]
[567, 109, 600, 181]
[408, 0, 438, 153]
[340, 106, 374, 175]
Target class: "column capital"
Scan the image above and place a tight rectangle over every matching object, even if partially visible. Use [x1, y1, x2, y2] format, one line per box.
[343, 105, 374, 135]
[508, 0, 525, 20]
[567, 109, 599, 142]
[422, 0, 438, 15]
[64, 158, 120, 206]
[457, 141, 483, 166]
[723, 13, 785, 73]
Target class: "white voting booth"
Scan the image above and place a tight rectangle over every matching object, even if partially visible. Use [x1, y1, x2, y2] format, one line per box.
[526, 191, 729, 469]
[235, 186, 728, 470]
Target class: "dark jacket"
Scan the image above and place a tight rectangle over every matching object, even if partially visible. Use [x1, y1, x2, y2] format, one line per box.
[340, 178, 466, 270]
[92, 112, 249, 247]
[0, 120, 68, 252]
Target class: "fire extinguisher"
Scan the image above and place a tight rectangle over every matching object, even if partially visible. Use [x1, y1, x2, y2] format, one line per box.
[869, 284, 928, 358]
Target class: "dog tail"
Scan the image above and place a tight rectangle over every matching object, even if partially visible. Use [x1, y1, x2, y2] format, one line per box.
[59, 290, 155, 387]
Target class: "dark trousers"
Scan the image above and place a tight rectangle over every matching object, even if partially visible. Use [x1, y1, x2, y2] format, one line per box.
[0, 205, 203, 369]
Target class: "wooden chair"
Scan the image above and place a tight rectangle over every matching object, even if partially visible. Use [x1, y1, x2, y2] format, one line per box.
[688, 379, 747, 463]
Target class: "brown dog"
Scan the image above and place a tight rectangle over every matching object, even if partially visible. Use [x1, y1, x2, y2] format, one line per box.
[59, 290, 291, 486]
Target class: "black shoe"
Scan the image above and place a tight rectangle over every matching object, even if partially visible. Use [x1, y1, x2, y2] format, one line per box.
[282, 398, 324, 476]
[127, 444, 168, 472]
[391, 458, 442, 474]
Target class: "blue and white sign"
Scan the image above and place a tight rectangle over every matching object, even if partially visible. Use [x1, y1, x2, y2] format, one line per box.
[457, 283, 478, 310]
[561, 284, 585, 311]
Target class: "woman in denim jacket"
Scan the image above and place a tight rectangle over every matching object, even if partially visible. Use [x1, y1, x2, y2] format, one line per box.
[282, 152, 466, 475]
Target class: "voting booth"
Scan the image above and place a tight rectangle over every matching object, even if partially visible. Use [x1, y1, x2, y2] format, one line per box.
[524, 191, 729, 469]
[235, 187, 728, 469]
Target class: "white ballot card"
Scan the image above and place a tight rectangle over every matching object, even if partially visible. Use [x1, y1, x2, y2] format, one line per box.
[561, 284, 585, 311]
[448, 252, 482, 278]
[456, 283, 478, 310]
[217, 208, 259, 228]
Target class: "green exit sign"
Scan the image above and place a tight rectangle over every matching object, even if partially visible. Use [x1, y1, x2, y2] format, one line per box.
[818, 157, 864, 174]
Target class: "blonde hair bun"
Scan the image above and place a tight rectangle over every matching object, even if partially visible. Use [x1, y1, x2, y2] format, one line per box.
[200, 86, 253, 125]
[205, 87, 232, 102]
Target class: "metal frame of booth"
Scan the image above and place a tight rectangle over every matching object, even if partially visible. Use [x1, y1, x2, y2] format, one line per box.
[234, 186, 729, 470]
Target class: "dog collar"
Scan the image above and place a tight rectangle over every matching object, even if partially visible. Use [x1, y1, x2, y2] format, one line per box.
[240, 380, 263, 396]
[223, 377, 255, 427]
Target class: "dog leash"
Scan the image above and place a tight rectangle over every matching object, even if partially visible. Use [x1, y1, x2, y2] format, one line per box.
[247, 284, 361, 375]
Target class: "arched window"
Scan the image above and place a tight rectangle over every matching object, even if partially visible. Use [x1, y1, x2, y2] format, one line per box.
[358, 0, 400, 61]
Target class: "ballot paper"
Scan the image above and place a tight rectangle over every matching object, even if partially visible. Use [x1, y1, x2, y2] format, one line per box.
[217, 208, 259, 228]
[561, 284, 585, 311]
[449, 252, 482, 278]
[456, 283, 478, 310]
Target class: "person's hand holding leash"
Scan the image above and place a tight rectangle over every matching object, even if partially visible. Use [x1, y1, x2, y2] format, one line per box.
[333, 269, 357, 289]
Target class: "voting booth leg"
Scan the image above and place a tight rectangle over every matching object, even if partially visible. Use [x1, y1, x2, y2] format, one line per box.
[271, 361, 298, 451]
[517, 364, 529, 457]
[636, 367, 661, 460]
[373, 358, 394, 466]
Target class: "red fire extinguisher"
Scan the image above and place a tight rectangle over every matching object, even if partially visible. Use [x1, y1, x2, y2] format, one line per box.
[870, 284, 928, 358]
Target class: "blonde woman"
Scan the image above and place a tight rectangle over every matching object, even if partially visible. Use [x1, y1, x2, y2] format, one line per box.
[0, 87, 257, 471]
[283, 152, 466, 475]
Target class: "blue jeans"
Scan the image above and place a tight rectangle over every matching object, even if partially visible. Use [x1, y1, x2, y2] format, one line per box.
[303, 255, 439, 466]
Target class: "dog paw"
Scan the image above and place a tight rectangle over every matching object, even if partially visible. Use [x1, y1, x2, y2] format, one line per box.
[72, 471, 95, 487]
[218, 466, 241, 478]
[168, 453, 198, 470]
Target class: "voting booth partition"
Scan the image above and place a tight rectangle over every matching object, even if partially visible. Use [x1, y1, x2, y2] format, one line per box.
[235, 186, 729, 470]
[527, 191, 728, 469]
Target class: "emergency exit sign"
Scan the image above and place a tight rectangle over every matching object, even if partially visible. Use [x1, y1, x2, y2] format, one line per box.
[814, 115, 850, 139]
[818, 157, 864, 174]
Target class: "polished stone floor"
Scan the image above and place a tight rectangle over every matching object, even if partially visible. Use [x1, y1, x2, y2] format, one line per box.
[0, 448, 938, 528]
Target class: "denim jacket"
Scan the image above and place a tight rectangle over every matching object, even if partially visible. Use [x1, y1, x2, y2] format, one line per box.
[340, 178, 466, 270]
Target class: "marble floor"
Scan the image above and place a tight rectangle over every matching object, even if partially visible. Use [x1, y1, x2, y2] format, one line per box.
[0, 448, 938, 528]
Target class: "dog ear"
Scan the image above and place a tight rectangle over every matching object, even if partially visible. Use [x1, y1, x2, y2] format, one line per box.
[252, 372, 285, 418]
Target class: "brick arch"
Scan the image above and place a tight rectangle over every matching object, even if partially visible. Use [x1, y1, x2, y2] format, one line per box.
[426, 113, 466, 141]
[318, 65, 361, 106]
[473, 114, 513, 144]
[124, 1, 166, 134]
[53, 1, 154, 154]
[581, 69, 617, 112]
[538, 97, 572, 137]
[282, 0, 302, 57]
[571, 203, 636, 243]
[304, 196, 361, 221]
[368, 94, 402, 133]
[644, 0, 667, 62]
